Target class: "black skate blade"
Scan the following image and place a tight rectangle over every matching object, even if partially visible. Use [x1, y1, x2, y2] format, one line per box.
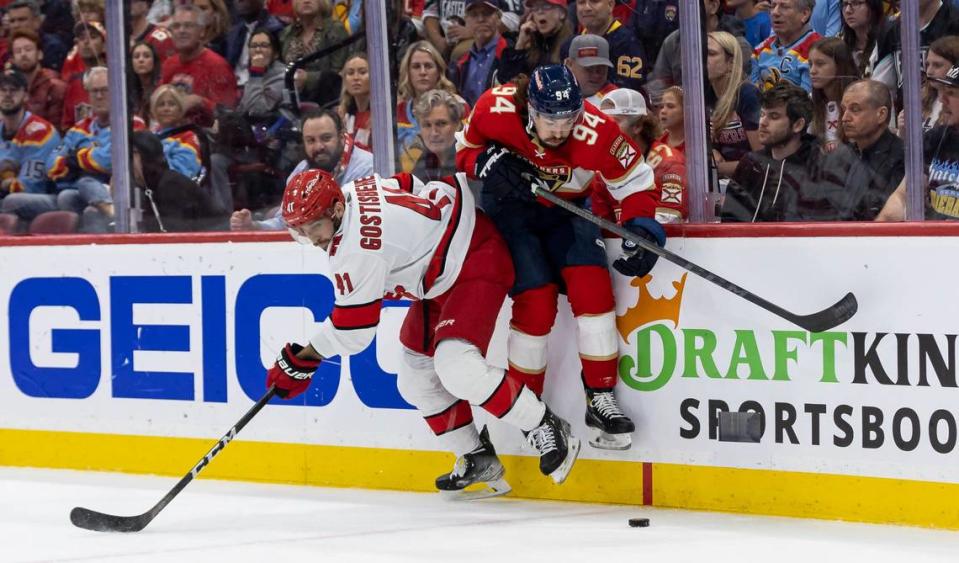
[440, 478, 512, 501]
[717, 411, 762, 443]
[549, 436, 581, 485]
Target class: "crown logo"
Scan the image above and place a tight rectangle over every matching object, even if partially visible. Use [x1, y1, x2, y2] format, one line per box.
[616, 273, 688, 341]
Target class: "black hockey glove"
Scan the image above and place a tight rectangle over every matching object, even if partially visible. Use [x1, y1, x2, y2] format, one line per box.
[474, 143, 539, 202]
[613, 218, 667, 278]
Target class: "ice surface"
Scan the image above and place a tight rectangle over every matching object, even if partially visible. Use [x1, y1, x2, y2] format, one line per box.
[1, 467, 958, 562]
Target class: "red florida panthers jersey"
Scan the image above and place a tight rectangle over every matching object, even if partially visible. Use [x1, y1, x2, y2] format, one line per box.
[456, 83, 657, 222]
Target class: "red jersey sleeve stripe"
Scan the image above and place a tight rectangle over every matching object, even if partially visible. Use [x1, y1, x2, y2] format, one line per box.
[330, 299, 382, 330]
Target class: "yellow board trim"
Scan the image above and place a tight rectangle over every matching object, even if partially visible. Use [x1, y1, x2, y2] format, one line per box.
[3, 428, 959, 529]
[652, 463, 959, 530]
[0, 428, 643, 504]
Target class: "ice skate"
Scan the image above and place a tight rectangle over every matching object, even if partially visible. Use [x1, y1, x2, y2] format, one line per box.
[526, 408, 580, 484]
[585, 388, 635, 450]
[435, 426, 511, 500]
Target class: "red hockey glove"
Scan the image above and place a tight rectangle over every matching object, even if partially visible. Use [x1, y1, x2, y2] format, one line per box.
[266, 343, 321, 399]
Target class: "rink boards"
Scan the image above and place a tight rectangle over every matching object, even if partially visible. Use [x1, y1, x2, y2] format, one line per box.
[2, 225, 959, 529]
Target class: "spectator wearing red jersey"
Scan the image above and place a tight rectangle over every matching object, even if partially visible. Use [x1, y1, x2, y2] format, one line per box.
[9, 29, 66, 131]
[130, 0, 176, 63]
[161, 5, 239, 125]
[599, 87, 687, 223]
[337, 52, 371, 150]
[61, 21, 106, 131]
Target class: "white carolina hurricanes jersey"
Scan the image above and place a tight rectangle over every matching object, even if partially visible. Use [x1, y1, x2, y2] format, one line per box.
[309, 173, 476, 359]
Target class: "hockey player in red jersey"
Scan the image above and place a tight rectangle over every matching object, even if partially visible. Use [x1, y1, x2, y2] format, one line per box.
[456, 65, 666, 450]
[265, 169, 580, 497]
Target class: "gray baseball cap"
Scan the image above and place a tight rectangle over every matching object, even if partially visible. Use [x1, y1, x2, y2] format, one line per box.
[569, 34, 613, 68]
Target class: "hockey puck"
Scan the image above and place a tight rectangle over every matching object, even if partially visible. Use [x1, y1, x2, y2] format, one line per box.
[628, 518, 650, 528]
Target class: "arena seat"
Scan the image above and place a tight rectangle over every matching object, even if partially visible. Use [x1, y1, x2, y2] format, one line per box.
[28, 211, 79, 234]
[0, 213, 18, 234]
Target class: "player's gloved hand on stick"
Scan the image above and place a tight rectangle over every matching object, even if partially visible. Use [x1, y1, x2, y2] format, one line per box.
[474, 143, 538, 202]
[613, 218, 667, 277]
[266, 343, 321, 399]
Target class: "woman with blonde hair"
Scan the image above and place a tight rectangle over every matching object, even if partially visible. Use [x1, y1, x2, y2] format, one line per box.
[338, 52, 371, 150]
[396, 41, 466, 152]
[706, 30, 761, 178]
[150, 84, 204, 181]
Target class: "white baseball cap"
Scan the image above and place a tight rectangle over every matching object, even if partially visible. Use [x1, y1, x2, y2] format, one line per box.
[599, 88, 649, 117]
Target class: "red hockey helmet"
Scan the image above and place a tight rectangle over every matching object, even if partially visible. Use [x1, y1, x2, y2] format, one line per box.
[282, 169, 344, 228]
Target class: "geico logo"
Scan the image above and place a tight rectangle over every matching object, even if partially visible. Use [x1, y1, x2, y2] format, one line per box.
[6, 274, 414, 410]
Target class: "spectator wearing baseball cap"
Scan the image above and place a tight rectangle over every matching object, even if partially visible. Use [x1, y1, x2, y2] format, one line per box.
[564, 33, 617, 107]
[878, 64, 959, 221]
[448, 0, 513, 106]
[60, 20, 106, 131]
[560, 0, 649, 91]
[499, 0, 573, 83]
[0, 68, 63, 227]
[597, 86, 687, 223]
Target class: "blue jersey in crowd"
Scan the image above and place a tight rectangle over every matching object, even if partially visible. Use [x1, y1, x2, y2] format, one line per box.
[752, 29, 822, 93]
[0, 112, 60, 194]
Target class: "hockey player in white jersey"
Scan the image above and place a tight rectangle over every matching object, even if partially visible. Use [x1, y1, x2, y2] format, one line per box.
[266, 169, 581, 496]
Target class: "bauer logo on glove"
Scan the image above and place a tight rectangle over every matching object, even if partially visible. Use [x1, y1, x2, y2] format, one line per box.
[266, 343, 321, 399]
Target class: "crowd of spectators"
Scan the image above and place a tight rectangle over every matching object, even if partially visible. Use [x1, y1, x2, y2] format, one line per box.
[0, 0, 954, 235]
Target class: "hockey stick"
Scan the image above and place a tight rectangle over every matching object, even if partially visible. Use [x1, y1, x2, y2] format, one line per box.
[70, 387, 278, 533]
[532, 187, 858, 332]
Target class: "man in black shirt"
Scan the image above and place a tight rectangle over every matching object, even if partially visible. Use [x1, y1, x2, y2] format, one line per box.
[841, 80, 905, 220]
[878, 64, 959, 220]
[722, 81, 872, 222]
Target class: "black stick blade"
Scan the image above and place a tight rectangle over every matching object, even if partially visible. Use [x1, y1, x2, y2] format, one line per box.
[70, 506, 152, 533]
[790, 292, 859, 333]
